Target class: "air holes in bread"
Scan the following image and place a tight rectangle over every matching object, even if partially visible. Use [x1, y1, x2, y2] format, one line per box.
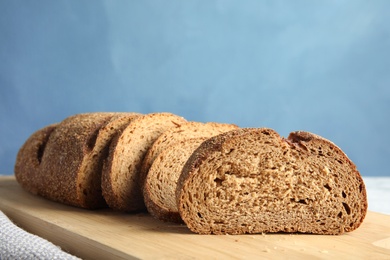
[336, 159, 343, 164]
[343, 202, 351, 215]
[297, 199, 308, 205]
[226, 148, 234, 154]
[290, 198, 308, 205]
[262, 131, 271, 136]
[214, 177, 224, 187]
[324, 184, 332, 191]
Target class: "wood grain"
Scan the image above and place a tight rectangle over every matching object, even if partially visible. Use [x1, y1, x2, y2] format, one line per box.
[1, 176, 389, 259]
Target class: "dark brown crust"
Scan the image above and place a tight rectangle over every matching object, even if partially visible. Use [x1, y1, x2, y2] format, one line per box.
[14, 123, 58, 195]
[37, 113, 116, 208]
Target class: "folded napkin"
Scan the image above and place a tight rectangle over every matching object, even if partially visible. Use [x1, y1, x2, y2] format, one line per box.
[0, 211, 80, 260]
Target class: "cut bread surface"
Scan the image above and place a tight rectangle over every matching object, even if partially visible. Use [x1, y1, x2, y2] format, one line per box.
[102, 112, 187, 212]
[143, 138, 208, 223]
[140, 121, 238, 188]
[77, 113, 141, 208]
[177, 128, 367, 235]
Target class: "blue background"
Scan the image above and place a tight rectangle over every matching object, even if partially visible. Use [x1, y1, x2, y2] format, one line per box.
[1, 1, 389, 176]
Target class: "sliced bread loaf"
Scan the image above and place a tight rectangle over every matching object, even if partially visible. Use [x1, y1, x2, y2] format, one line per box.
[143, 137, 208, 223]
[102, 112, 187, 212]
[176, 128, 367, 235]
[14, 123, 58, 195]
[140, 121, 239, 187]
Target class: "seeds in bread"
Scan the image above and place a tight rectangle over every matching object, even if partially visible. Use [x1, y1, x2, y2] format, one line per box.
[140, 121, 239, 187]
[177, 128, 367, 235]
[143, 137, 208, 223]
[15, 123, 58, 195]
[102, 112, 187, 212]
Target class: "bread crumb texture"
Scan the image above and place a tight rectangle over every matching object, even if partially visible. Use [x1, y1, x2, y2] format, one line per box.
[101, 112, 187, 211]
[177, 128, 367, 235]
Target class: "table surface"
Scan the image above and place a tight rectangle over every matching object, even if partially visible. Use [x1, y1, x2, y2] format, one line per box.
[363, 177, 390, 215]
[2, 175, 388, 213]
[1, 176, 390, 259]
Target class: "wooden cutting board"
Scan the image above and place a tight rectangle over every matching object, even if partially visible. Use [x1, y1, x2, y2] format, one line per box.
[1, 176, 390, 259]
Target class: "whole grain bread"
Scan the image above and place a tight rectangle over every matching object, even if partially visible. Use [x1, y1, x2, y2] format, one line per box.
[176, 128, 367, 235]
[143, 137, 208, 223]
[140, 122, 239, 188]
[102, 112, 187, 212]
[14, 123, 58, 195]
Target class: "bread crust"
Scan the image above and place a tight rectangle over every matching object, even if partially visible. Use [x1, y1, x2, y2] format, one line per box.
[14, 123, 58, 195]
[177, 128, 367, 235]
[37, 113, 117, 208]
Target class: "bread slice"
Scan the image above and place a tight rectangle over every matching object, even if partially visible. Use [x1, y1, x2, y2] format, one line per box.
[102, 112, 187, 212]
[76, 112, 141, 208]
[140, 121, 239, 186]
[143, 137, 208, 223]
[176, 128, 368, 235]
[36, 112, 141, 209]
[15, 123, 58, 195]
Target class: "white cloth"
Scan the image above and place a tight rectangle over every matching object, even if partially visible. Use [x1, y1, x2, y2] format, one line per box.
[0, 211, 80, 260]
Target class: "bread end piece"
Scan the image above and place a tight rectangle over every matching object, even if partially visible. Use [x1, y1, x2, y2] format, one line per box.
[15, 124, 58, 195]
